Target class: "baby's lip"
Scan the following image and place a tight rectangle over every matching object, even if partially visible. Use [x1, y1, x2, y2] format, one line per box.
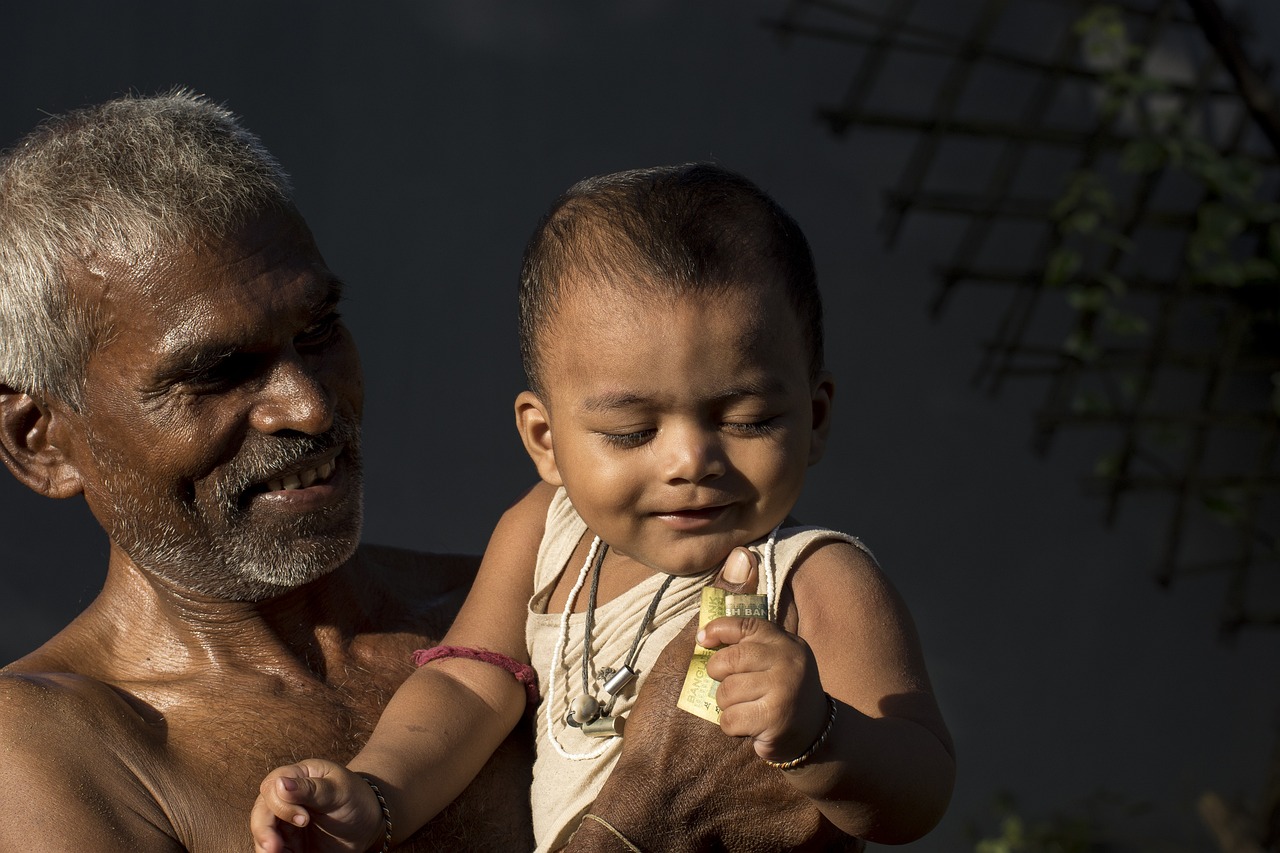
[252, 448, 343, 493]
[656, 504, 728, 518]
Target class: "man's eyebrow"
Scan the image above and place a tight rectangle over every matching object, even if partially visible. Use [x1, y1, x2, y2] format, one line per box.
[150, 341, 237, 385]
[320, 276, 346, 311]
[152, 276, 346, 381]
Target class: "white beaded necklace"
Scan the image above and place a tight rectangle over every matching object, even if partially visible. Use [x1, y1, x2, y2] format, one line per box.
[546, 536, 621, 760]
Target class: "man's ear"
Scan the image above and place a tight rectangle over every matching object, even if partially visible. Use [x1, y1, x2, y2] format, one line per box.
[807, 372, 835, 467]
[0, 387, 85, 498]
[514, 390, 563, 487]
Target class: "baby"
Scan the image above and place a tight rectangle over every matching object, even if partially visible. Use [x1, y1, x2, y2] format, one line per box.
[252, 163, 954, 851]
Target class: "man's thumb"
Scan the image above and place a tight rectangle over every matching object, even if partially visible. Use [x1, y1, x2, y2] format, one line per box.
[713, 546, 758, 594]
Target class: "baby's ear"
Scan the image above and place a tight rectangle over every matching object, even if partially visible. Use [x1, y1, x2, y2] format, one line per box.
[0, 388, 86, 499]
[807, 372, 835, 466]
[514, 391, 563, 486]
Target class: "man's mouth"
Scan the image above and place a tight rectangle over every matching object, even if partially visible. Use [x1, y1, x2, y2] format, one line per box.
[263, 458, 337, 492]
[251, 449, 343, 495]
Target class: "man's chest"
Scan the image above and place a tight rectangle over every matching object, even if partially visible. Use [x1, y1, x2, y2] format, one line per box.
[141, 682, 381, 850]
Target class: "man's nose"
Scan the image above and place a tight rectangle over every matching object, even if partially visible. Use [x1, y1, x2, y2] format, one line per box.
[248, 353, 334, 436]
[661, 426, 726, 485]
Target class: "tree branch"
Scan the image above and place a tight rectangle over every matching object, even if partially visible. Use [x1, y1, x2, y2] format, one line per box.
[1184, 0, 1280, 158]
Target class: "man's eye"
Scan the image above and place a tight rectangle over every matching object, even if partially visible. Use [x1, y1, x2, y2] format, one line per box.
[297, 313, 341, 348]
[181, 354, 259, 392]
[599, 429, 656, 449]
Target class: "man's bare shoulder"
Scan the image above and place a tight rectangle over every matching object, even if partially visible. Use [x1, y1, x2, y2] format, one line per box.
[0, 669, 179, 850]
[0, 667, 162, 765]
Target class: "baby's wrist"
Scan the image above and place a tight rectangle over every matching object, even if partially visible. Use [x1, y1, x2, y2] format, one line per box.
[761, 692, 837, 772]
[357, 774, 393, 853]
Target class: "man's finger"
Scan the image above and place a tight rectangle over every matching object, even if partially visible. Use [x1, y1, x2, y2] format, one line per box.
[710, 547, 758, 594]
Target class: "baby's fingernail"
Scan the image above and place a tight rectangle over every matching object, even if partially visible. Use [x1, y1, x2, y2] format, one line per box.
[280, 777, 298, 793]
[293, 813, 308, 826]
[724, 549, 751, 584]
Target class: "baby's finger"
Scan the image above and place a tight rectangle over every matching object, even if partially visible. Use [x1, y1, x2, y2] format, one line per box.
[696, 609, 782, 650]
[254, 768, 314, 826]
[250, 791, 304, 851]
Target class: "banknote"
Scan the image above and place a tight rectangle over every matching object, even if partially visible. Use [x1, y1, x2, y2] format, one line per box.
[677, 588, 768, 723]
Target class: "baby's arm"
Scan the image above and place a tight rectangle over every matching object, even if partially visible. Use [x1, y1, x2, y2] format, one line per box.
[699, 542, 955, 844]
[250, 484, 553, 853]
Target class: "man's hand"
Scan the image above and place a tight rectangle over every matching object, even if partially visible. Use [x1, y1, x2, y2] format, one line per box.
[699, 549, 831, 765]
[251, 759, 384, 853]
[572, 547, 862, 852]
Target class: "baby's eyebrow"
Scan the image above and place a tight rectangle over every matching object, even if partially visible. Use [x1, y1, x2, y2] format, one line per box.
[580, 382, 786, 413]
[581, 391, 649, 413]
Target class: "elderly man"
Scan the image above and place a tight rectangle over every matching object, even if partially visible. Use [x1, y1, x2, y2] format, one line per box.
[0, 91, 861, 853]
[0, 91, 538, 851]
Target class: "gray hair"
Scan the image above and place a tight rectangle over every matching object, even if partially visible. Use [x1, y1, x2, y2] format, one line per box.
[0, 89, 296, 408]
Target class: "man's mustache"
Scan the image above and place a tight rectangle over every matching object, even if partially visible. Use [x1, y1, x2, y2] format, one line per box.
[216, 415, 362, 508]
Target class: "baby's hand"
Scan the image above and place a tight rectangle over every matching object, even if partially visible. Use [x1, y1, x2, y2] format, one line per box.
[250, 758, 384, 853]
[698, 548, 830, 765]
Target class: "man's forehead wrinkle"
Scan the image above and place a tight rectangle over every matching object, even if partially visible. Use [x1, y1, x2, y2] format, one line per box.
[155, 309, 226, 359]
[152, 270, 341, 356]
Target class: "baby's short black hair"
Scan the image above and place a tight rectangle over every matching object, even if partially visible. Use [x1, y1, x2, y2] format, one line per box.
[518, 163, 823, 395]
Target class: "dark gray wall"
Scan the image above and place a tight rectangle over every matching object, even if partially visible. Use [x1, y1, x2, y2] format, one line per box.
[2, 3, 1276, 849]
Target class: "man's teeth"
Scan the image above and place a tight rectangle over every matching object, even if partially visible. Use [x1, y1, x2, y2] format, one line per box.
[265, 460, 335, 492]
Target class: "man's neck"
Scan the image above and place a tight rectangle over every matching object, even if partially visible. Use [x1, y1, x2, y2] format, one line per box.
[19, 546, 375, 685]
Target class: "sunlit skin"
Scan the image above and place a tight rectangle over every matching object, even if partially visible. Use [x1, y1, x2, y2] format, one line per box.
[520, 280, 833, 605]
[64, 213, 366, 600]
[0, 213, 536, 852]
[252, 276, 954, 850]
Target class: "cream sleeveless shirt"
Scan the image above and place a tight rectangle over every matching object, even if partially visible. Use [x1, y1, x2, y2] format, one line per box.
[525, 488, 871, 851]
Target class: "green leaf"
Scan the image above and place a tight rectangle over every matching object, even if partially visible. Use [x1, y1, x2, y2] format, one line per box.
[1119, 373, 1140, 400]
[1061, 210, 1100, 235]
[1098, 271, 1128, 296]
[1241, 256, 1279, 283]
[1045, 248, 1083, 287]
[1120, 138, 1165, 173]
[1103, 308, 1148, 335]
[1197, 202, 1246, 243]
[1072, 390, 1109, 413]
[1066, 285, 1108, 311]
[1094, 453, 1122, 478]
[1201, 490, 1244, 525]
[1193, 260, 1244, 287]
[1063, 330, 1101, 361]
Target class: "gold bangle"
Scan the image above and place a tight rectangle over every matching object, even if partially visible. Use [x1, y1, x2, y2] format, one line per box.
[582, 812, 644, 853]
[762, 693, 838, 771]
[358, 775, 393, 853]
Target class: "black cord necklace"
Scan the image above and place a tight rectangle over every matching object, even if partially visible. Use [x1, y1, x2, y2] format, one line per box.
[565, 542, 677, 737]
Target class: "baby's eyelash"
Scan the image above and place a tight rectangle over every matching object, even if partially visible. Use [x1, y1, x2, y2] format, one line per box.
[722, 419, 780, 436]
[598, 429, 655, 449]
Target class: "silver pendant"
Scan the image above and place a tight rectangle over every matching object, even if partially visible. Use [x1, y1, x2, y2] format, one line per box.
[602, 664, 637, 696]
[565, 694, 600, 727]
[581, 714, 625, 737]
